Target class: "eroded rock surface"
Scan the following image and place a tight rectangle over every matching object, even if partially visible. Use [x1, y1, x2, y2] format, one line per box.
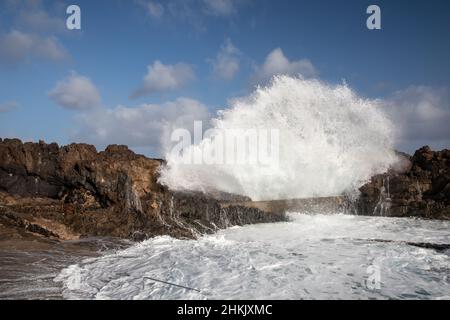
[357, 146, 450, 219]
[0, 138, 285, 241]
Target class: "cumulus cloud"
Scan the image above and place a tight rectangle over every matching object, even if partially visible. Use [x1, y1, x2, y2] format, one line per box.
[0, 30, 67, 64]
[131, 60, 195, 98]
[252, 48, 317, 85]
[0, 1, 69, 65]
[73, 97, 210, 155]
[210, 38, 241, 80]
[0, 101, 19, 113]
[384, 86, 450, 152]
[48, 73, 102, 110]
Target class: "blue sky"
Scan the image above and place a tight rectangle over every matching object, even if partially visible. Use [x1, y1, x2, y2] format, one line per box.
[1, 0, 449, 156]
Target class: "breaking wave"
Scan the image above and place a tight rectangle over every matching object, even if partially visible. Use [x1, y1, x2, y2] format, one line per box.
[54, 214, 450, 300]
[160, 76, 397, 200]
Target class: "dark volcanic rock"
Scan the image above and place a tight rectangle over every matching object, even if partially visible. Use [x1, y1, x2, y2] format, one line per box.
[0, 139, 285, 240]
[357, 146, 450, 219]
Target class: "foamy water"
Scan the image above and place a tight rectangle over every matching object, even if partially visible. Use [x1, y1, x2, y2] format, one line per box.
[160, 76, 398, 200]
[55, 214, 450, 300]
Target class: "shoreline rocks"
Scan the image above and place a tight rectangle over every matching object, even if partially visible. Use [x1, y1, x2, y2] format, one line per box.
[357, 146, 449, 220]
[1, 138, 448, 242]
[0, 138, 286, 241]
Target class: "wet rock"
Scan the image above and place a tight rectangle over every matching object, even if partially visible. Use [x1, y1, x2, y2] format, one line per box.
[0, 139, 286, 241]
[0, 210, 60, 239]
[357, 146, 450, 219]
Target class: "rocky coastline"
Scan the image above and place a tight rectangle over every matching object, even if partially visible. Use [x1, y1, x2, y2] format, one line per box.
[357, 146, 449, 220]
[0, 138, 448, 244]
[0, 138, 285, 243]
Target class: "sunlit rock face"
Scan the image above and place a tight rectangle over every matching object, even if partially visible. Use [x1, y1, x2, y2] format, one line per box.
[0, 138, 285, 241]
[357, 146, 450, 220]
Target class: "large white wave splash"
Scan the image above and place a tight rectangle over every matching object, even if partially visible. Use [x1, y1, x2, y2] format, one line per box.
[159, 76, 398, 200]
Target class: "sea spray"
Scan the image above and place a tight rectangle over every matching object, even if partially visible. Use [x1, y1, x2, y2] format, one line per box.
[159, 76, 398, 200]
[54, 215, 450, 299]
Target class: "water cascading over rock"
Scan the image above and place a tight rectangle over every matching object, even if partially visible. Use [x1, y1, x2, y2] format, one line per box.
[357, 147, 450, 219]
[0, 138, 285, 241]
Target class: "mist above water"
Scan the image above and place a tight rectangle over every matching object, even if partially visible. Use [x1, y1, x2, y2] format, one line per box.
[160, 76, 398, 200]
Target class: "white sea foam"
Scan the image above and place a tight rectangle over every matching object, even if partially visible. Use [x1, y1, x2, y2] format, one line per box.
[54, 214, 450, 300]
[159, 76, 398, 200]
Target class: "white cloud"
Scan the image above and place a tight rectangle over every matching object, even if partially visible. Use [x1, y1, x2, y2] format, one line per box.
[48, 73, 102, 110]
[0, 30, 67, 64]
[0, 1, 69, 65]
[73, 97, 210, 155]
[202, 0, 236, 16]
[0, 101, 18, 113]
[138, 0, 247, 31]
[16, 6, 65, 33]
[211, 38, 240, 80]
[252, 48, 317, 85]
[144, 1, 164, 18]
[384, 86, 450, 152]
[131, 60, 195, 98]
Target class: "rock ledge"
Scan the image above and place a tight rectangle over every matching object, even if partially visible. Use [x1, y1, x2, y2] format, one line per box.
[0, 138, 286, 241]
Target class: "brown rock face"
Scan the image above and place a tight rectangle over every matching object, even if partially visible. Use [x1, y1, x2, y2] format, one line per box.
[0, 139, 285, 240]
[357, 146, 450, 219]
